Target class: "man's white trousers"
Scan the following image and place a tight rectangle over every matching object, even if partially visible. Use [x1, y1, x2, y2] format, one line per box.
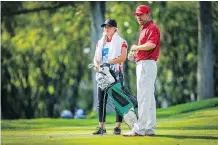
[132, 60, 157, 135]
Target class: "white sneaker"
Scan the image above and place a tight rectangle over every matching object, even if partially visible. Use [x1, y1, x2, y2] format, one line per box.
[123, 130, 139, 136]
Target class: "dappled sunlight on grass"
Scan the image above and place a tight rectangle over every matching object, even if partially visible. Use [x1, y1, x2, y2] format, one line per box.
[2, 98, 218, 145]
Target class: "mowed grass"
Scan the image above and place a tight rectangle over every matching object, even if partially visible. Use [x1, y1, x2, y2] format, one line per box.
[2, 98, 218, 145]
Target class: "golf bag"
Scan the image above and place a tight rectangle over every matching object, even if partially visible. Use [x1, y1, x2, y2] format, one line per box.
[96, 63, 138, 128]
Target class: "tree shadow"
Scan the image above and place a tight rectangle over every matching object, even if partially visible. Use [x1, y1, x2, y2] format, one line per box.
[154, 134, 218, 140]
[156, 126, 218, 130]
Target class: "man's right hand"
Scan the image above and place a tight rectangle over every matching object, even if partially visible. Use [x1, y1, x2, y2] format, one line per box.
[94, 65, 99, 72]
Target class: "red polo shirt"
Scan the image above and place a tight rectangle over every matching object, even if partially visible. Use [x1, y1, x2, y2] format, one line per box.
[135, 21, 160, 62]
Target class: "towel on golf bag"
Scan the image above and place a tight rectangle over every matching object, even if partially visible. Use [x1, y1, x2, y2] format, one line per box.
[96, 63, 138, 128]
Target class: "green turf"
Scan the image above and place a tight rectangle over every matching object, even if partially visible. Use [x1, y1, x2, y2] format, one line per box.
[2, 98, 218, 145]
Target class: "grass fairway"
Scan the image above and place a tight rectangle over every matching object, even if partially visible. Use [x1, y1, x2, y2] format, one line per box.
[2, 98, 218, 145]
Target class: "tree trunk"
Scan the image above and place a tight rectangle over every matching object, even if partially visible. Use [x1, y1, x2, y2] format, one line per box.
[197, 2, 214, 100]
[70, 63, 83, 116]
[90, 1, 105, 111]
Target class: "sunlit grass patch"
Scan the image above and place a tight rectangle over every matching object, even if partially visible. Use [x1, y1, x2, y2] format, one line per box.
[2, 98, 218, 145]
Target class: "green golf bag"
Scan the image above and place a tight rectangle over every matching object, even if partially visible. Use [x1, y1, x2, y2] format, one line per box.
[96, 63, 138, 128]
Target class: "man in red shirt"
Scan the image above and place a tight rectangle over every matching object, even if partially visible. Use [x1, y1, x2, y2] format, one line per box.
[123, 5, 160, 136]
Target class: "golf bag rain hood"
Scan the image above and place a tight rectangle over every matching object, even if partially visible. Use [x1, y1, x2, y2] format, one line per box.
[96, 63, 138, 129]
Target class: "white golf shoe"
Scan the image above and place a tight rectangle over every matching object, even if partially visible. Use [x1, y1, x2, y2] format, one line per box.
[122, 130, 139, 136]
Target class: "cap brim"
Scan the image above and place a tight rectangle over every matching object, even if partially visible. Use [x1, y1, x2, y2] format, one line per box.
[134, 12, 144, 16]
[101, 24, 113, 27]
[101, 24, 106, 27]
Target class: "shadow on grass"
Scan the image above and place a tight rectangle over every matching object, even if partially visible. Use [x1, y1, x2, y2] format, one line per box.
[154, 134, 218, 140]
[1, 119, 98, 130]
[157, 126, 218, 130]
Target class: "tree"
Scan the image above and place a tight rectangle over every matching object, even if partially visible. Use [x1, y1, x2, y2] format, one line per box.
[90, 1, 105, 111]
[1, 1, 91, 118]
[197, 2, 214, 100]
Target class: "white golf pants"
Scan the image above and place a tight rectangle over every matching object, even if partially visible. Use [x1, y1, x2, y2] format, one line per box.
[133, 60, 157, 135]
